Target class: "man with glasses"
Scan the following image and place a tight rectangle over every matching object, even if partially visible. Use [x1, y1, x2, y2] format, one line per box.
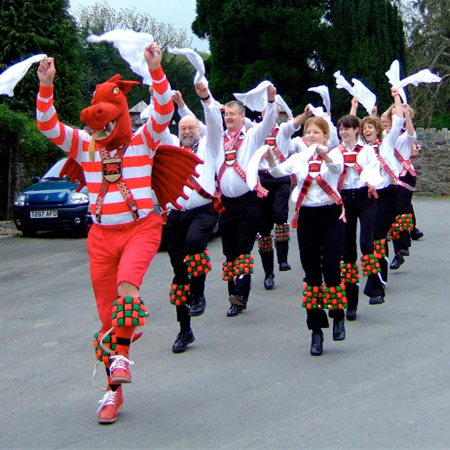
[165, 81, 223, 353]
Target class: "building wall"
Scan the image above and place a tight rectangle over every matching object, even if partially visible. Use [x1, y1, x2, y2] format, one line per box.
[414, 128, 450, 196]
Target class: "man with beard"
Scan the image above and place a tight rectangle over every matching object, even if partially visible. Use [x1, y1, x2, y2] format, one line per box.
[166, 81, 223, 352]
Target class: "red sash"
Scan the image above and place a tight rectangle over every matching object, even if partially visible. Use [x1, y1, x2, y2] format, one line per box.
[291, 154, 344, 228]
[337, 143, 378, 198]
[217, 129, 268, 198]
[394, 149, 416, 177]
[372, 141, 415, 191]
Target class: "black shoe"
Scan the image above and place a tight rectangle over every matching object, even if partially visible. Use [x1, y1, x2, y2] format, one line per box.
[264, 273, 275, 290]
[279, 262, 291, 271]
[399, 248, 410, 257]
[333, 320, 346, 341]
[346, 309, 357, 321]
[390, 254, 405, 270]
[369, 296, 385, 305]
[172, 330, 195, 353]
[227, 304, 244, 317]
[411, 228, 424, 240]
[310, 331, 324, 356]
[229, 294, 247, 309]
[188, 296, 206, 317]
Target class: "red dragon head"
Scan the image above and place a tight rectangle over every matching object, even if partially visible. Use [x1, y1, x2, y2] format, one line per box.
[80, 74, 140, 152]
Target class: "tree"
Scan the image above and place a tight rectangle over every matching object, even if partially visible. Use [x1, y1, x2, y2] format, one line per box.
[73, 2, 196, 111]
[406, 0, 450, 127]
[323, 0, 407, 118]
[0, 0, 83, 218]
[193, 0, 330, 113]
[0, 0, 83, 122]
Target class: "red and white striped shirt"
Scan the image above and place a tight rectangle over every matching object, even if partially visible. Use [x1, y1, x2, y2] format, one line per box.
[36, 66, 174, 226]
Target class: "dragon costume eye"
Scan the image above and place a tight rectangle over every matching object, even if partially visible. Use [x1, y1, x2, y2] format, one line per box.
[113, 87, 120, 94]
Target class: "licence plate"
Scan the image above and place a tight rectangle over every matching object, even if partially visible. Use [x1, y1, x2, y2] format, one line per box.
[30, 210, 58, 219]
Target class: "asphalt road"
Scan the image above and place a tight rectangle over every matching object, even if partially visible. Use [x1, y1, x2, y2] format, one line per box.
[1, 197, 449, 450]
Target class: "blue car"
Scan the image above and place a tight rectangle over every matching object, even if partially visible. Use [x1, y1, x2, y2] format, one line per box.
[12, 158, 90, 237]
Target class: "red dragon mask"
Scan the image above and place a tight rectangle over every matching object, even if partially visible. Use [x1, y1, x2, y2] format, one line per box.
[80, 74, 140, 152]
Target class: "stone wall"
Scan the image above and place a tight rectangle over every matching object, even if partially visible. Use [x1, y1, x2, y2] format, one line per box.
[414, 128, 450, 196]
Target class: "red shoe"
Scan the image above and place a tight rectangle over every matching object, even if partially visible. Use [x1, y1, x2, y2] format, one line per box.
[97, 387, 123, 424]
[109, 354, 134, 384]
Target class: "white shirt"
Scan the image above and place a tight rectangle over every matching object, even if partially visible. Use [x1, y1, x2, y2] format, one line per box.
[338, 139, 381, 190]
[392, 129, 417, 175]
[168, 99, 223, 211]
[269, 144, 344, 207]
[372, 115, 405, 189]
[218, 101, 277, 198]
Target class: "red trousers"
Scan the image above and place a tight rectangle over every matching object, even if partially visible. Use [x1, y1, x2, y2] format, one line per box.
[87, 212, 163, 333]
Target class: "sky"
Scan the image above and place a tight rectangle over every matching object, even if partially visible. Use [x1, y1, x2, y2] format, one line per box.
[68, 0, 209, 52]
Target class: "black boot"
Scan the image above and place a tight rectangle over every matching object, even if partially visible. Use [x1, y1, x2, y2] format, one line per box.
[310, 330, 324, 356]
[411, 227, 424, 240]
[260, 251, 275, 289]
[264, 273, 275, 290]
[188, 296, 206, 317]
[172, 329, 195, 353]
[390, 254, 405, 270]
[276, 241, 291, 271]
[333, 319, 346, 341]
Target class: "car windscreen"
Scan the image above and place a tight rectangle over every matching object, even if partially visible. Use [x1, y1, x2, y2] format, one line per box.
[42, 158, 68, 180]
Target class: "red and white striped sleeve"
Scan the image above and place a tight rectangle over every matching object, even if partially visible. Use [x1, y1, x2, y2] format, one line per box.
[36, 84, 81, 157]
[142, 66, 174, 150]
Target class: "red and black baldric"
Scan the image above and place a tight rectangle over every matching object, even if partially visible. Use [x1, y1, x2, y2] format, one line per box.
[337, 143, 378, 198]
[217, 129, 268, 197]
[372, 141, 415, 191]
[291, 154, 344, 228]
[95, 143, 140, 223]
[394, 149, 416, 177]
[266, 127, 285, 163]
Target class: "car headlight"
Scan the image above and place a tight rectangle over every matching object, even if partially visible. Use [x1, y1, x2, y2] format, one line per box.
[14, 194, 26, 207]
[68, 192, 89, 205]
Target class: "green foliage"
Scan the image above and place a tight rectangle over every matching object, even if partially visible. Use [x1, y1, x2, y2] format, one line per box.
[193, 0, 329, 110]
[406, 0, 449, 127]
[0, 104, 60, 182]
[74, 2, 193, 110]
[0, 0, 84, 124]
[324, 0, 407, 119]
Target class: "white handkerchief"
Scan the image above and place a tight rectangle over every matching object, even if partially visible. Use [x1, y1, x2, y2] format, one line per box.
[0, 54, 47, 97]
[233, 80, 273, 112]
[393, 69, 441, 90]
[167, 47, 206, 85]
[307, 103, 332, 126]
[385, 60, 407, 103]
[275, 94, 293, 118]
[87, 29, 154, 85]
[308, 85, 331, 112]
[334, 71, 355, 97]
[351, 78, 377, 115]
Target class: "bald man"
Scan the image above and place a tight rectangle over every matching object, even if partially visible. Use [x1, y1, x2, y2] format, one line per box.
[165, 82, 223, 353]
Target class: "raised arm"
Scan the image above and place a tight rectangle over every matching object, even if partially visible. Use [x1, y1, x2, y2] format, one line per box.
[145, 43, 174, 145]
[196, 82, 222, 158]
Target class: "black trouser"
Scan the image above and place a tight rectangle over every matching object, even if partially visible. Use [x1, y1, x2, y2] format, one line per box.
[258, 173, 291, 274]
[373, 184, 398, 287]
[220, 191, 259, 301]
[297, 204, 345, 330]
[393, 173, 417, 254]
[166, 203, 218, 328]
[341, 187, 379, 308]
